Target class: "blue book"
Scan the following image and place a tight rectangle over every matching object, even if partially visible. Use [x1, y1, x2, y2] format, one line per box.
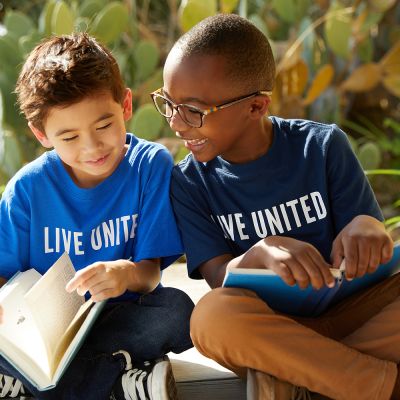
[0, 253, 105, 391]
[222, 244, 400, 317]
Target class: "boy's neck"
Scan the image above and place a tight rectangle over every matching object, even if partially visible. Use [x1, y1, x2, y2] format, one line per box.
[223, 117, 273, 164]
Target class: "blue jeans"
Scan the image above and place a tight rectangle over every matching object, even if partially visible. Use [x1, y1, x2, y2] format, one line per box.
[0, 287, 194, 400]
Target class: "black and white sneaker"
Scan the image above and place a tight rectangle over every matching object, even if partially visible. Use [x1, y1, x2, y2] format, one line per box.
[0, 374, 32, 398]
[110, 350, 178, 400]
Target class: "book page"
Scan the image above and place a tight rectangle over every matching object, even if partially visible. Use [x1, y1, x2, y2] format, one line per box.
[0, 270, 52, 385]
[24, 253, 84, 373]
[52, 300, 106, 385]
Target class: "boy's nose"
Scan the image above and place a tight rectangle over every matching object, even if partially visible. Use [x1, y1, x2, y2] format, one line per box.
[82, 132, 102, 151]
[168, 109, 190, 132]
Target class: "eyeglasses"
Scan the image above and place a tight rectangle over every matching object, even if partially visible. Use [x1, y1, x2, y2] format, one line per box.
[150, 88, 272, 128]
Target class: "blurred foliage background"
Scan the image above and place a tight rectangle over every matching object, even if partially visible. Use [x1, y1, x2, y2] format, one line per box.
[0, 0, 399, 230]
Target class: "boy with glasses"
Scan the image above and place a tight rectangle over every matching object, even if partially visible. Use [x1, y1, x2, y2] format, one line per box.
[0, 33, 194, 400]
[151, 13, 400, 400]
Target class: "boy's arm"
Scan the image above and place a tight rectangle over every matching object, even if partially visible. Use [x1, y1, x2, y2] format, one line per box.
[199, 236, 335, 290]
[66, 258, 161, 302]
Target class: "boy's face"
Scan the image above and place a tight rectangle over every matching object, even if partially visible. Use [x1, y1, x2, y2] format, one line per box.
[30, 90, 132, 188]
[163, 49, 270, 163]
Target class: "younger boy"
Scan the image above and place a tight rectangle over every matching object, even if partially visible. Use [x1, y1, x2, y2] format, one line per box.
[151, 13, 400, 400]
[0, 33, 194, 400]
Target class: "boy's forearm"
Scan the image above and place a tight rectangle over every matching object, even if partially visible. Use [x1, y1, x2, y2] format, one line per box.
[127, 259, 161, 294]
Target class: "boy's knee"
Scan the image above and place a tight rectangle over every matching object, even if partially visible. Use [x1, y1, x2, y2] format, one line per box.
[161, 287, 195, 322]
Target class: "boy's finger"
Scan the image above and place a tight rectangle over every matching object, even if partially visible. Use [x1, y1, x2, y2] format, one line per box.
[367, 243, 381, 273]
[381, 240, 394, 264]
[65, 268, 97, 292]
[355, 241, 369, 278]
[308, 252, 335, 288]
[330, 238, 344, 269]
[285, 260, 310, 289]
[343, 237, 358, 280]
[297, 253, 325, 290]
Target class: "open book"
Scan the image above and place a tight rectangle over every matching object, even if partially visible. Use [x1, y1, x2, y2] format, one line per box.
[0, 253, 105, 391]
[223, 244, 400, 317]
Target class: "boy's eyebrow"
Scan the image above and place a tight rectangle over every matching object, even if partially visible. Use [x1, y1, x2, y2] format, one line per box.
[54, 113, 114, 136]
[162, 90, 209, 106]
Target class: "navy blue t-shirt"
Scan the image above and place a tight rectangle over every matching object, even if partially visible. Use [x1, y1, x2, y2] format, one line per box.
[171, 117, 383, 279]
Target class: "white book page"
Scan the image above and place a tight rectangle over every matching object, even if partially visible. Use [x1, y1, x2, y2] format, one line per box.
[24, 253, 84, 372]
[0, 270, 52, 384]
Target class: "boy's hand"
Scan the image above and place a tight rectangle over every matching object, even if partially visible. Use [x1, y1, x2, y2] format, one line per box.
[331, 215, 393, 280]
[65, 259, 135, 302]
[256, 236, 335, 290]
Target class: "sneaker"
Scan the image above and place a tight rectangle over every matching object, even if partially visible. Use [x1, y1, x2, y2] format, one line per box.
[0, 374, 31, 398]
[110, 350, 178, 400]
[247, 369, 311, 400]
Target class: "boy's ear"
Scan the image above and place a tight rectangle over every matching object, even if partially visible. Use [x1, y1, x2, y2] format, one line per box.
[248, 95, 271, 120]
[122, 88, 133, 121]
[28, 122, 53, 148]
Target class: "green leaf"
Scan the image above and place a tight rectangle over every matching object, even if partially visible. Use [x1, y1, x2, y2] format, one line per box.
[368, 0, 397, 13]
[220, 0, 239, 13]
[79, 0, 105, 18]
[178, 0, 217, 32]
[2, 130, 23, 177]
[134, 41, 160, 82]
[248, 14, 269, 37]
[357, 37, 373, 63]
[52, 1, 75, 35]
[357, 142, 382, 170]
[4, 11, 34, 38]
[39, 0, 57, 36]
[272, 0, 296, 23]
[90, 2, 129, 44]
[74, 17, 90, 33]
[19, 32, 43, 57]
[324, 2, 352, 59]
[129, 104, 163, 141]
[0, 35, 22, 69]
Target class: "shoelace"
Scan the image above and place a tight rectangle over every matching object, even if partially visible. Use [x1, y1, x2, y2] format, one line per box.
[113, 350, 153, 400]
[121, 367, 153, 400]
[0, 374, 26, 397]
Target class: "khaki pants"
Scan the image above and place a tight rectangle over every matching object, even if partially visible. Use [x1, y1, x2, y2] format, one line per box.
[191, 273, 400, 400]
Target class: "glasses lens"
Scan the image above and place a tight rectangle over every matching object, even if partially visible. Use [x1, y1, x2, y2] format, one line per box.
[153, 95, 173, 117]
[179, 105, 202, 128]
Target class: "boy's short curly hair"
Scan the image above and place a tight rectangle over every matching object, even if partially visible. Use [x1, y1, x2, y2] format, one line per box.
[15, 33, 125, 132]
[174, 13, 275, 93]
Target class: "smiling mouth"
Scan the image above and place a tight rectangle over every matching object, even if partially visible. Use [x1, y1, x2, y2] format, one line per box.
[184, 138, 208, 146]
[85, 154, 109, 165]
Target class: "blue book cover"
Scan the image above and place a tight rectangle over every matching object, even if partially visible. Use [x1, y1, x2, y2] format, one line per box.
[222, 244, 400, 317]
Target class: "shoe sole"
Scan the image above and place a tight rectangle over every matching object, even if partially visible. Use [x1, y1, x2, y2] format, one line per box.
[151, 360, 178, 400]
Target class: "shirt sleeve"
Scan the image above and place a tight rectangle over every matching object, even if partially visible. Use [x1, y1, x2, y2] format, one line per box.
[325, 125, 383, 235]
[132, 148, 183, 269]
[171, 166, 233, 278]
[0, 181, 31, 279]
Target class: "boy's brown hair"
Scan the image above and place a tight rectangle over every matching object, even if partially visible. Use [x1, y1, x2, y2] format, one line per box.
[174, 13, 276, 93]
[15, 33, 125, 132]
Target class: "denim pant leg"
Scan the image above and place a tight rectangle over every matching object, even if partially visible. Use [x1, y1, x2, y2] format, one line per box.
[0, 286, 194, 400]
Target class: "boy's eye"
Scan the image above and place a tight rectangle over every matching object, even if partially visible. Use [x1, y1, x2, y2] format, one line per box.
[63, 136, 78, 142]
[97, 122, 112, 130]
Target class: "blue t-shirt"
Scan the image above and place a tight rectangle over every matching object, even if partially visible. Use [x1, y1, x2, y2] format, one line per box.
[171, 117, 383, 279]
[0, 133, 183, 299]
